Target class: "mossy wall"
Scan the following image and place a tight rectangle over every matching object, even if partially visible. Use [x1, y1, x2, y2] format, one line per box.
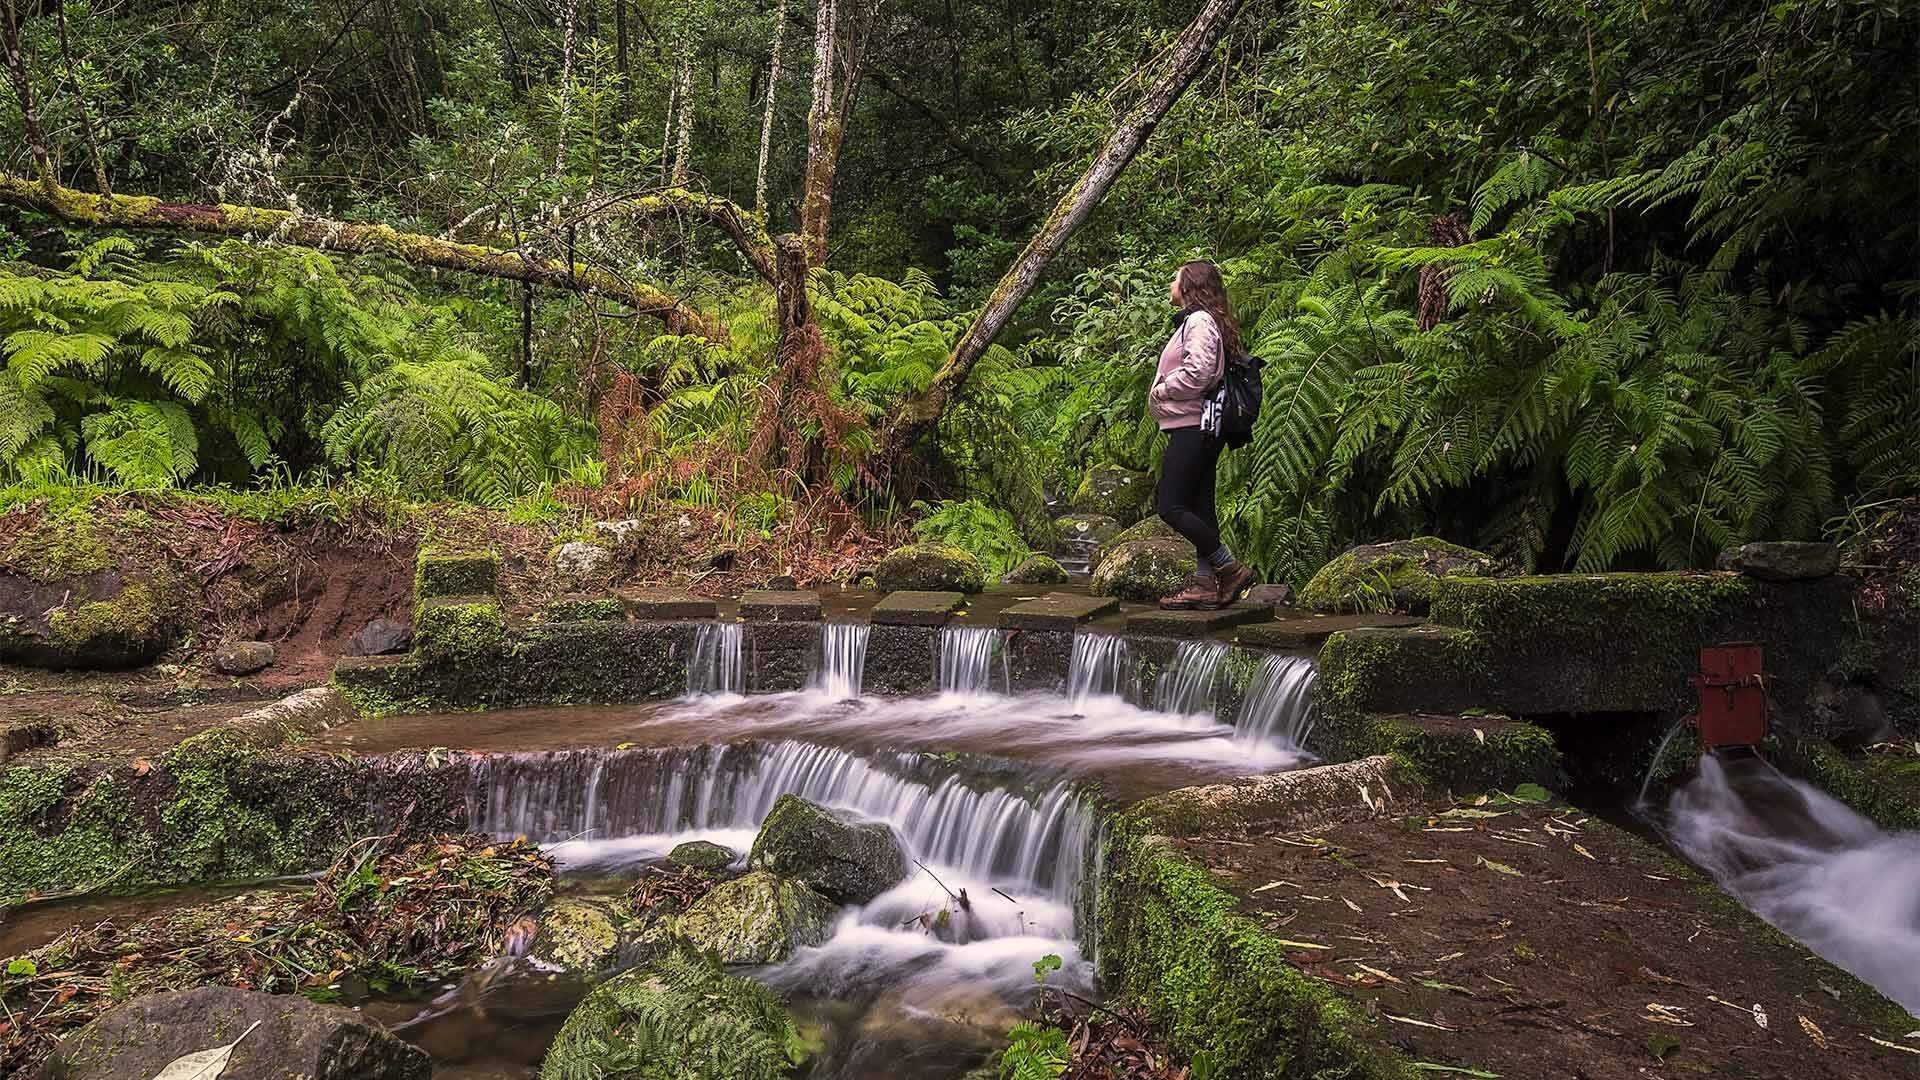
[415, 548, 500, 599]
[1313, 713, 1563, 795]
[1097, 820, 1412, 1080]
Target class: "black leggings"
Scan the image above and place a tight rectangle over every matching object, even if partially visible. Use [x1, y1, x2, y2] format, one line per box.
[1156, 427, 1223, 560]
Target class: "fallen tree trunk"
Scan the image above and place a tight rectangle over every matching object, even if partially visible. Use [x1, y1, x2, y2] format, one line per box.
[0, 173, 727, 341]
[882, 0, 1244, 460]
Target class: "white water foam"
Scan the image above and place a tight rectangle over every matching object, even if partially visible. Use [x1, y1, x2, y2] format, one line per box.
[1667, 754, 1920, 1013]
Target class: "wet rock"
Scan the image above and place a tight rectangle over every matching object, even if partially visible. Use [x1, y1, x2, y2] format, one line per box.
[1091, 517, 1182, 571]
[1070, 464, 1153, 525]
[669, 839, 739, 871]
[1301, 536, 1509, 615]
[348, 616, 412, 656]
[552, 541, 614, 586]
[766, 574, 799, 590]
[1053, 512, 1122, 549]
[540, 949, 804, 1080]
[1720, 541, 1841, 582]
[1090, 539, 1194, 603]
[873, 543, 987, 594]
[46, 985, 431, 1080]
[0, 568, 187, 670]
[1244, 582, 1296, 607]
[750, 794, 908, 904]
[529, 896, 622, 975]
[672, 870, 837, 965]
[213, 639, 275, 675]
[592, 518, 645, 545]
[1810, 681, 1893, 747]
[1002, 553, 1070, 585]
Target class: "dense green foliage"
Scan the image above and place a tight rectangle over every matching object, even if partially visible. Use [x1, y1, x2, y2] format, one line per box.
[2, 0, 1913, 578]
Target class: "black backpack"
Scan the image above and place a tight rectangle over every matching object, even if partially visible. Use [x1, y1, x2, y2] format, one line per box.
[1201, 352, 1265, 448]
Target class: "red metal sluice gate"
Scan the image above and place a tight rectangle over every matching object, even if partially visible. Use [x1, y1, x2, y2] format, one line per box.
[1687, 643, 1769, 753]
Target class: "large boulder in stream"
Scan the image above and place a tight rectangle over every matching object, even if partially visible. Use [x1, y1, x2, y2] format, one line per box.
[541, 948, 808, 1080]
[669, 839, 739, 871]
[1301, 536, 1510, 615]
[873, 542, 988, 593]
[749, 794, 908, 904]
[672, 870, 838, 965]
[528, 896, 623, 975]
[46, 985, 431, 1080]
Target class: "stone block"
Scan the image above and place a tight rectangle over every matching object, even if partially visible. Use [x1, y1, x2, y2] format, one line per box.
[740, 589, 823, 622]
[1125, 603, 1272, 637]
[1236, 613, 1423, 649]
[999, 592, 1117, 632]
[616, 587, 718, 620]
[872, 590, 966, 626]
[415, 548, 498, 599]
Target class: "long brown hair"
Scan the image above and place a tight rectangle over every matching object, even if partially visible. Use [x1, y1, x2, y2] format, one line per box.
[1175, 260, 1242, 359]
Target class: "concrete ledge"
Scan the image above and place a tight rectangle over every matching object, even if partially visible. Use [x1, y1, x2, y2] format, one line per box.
[999, 593, 1117, 631]
[1129, 755, 1415, 836]
[1236, 613, 1422, 649]
[871, 590, 965, 627]
[740, 589, 822, 622]
[1125, 603, 1272, 637]
[543, 594, 625, 622]
[616, 587, 718, 620]
[415, 548, 498, 599]
[1314, 712, 1563, 795]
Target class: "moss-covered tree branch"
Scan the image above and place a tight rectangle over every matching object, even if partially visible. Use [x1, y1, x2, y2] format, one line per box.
[0, 172, 729, 341]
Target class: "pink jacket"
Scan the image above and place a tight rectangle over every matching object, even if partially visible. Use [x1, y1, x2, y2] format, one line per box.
[1148, 309, 1223, 430]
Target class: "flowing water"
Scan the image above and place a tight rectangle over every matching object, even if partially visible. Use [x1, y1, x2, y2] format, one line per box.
[686, 621, 744, 697]
[1663, 753, 1920, 1014]
[1066, 633, 1134, 709]
[1152, 640, 1229, 716]
[815, 623, 870, 701]
[938, 626, 1007, 697]
[1234, 653, 1317, 748]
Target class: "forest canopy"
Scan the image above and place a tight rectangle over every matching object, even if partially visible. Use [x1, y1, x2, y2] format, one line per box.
[1, 0, 1914, 584]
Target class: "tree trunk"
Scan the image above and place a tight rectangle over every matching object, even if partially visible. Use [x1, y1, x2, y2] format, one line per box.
[1, 0, 55, 188]
[614, 0, 629, 113]
[0, 173, 727, 340]
[670, 52, 694, 185]
[884, 0, 1244, 458]
[797, 0, 838, 263]
[54, 0, 110, 196]
[754, 0, 790, 217]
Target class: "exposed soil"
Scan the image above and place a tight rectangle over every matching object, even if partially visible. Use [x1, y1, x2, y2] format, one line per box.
[0, 689, 268, 765]
[1174, 795, 1920, 1080]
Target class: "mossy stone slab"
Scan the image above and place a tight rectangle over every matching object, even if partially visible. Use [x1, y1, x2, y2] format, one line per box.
[999, 593, 1117, 631]
[415, 549, 499, 599]
[616, 587, 718, 620]
[1236, 613, 1424, 648]
[739, 589, 822, 622]
[871, 590, 966, 626]
[1125, 603, 1273, 637]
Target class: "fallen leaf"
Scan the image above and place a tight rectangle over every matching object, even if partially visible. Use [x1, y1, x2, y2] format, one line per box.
[1477, 856, 1523, 877]
[1386, 1012, 1456, 1031]
[1410, 1065, 1498, 1078]
[1868, 1035, 1920, 1055]
[1273, 939, 1332, 950]
[150, 1021, 260, 1080]
[1572, 844, 1595, 860]
[1343, 896, 1362, 913]
[1799, 1015, 1828, 1049]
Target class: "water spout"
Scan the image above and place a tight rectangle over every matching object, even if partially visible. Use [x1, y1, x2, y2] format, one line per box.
[1235, 654, 1317, 748]
[939, 626, 1007, 697]
[1066, 633, 1133, 709]
[1153, 640, 1228, 716]
[685, 622, 744, 696]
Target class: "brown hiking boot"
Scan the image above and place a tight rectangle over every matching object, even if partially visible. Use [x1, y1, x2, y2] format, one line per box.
[1159, 576, 1221, 610]
[1215, 561, 1257, 606]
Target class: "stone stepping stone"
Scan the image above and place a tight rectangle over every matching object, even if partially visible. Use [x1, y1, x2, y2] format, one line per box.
[871, 590, 966, 626]
[740, 589, 822, 622]
[617, 587, 717, 620]
[999, 592, 1118, 632]
[1236, 613, 1424, 648]
[1125, 603, 1273, 637]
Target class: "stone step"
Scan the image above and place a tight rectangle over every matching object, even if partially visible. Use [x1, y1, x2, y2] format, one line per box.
[1235, 612, 1424, 649]
[739, 589, 822, 622]
[871, 590, 966, 626]
[998, 592, 1118, 632]
[616, 587, 718, 620]
[1125, 603, 1273, 637]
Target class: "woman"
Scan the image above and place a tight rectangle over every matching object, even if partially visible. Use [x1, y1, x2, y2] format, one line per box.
[1148, 260, 1256, 610]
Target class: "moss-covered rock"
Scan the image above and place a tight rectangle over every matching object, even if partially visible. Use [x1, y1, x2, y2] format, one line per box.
[1091, 517, 1181, 571]
[672, 870, 837, 965]
[1718, 540, 1841, 581]
[1301, 537, 1508, 615]
[670, 839, 739, 871]
[540, 948, 807, 1080]
[1327, 713, 1564, 795]
[1070, 464, 1154, 525]
[528, 896, 624, 975]
[1090, 539, 1194, 603]
[873, 543, 987, 593]
[1002, 553, 1070, 585]
[0, 569, 189, 670]
[415, 548, 499, 599]
[1053, 512, 1122, 551]
[413, 595, 508, 665]
[749, 794, 907, 904]
[543, 594, 626, 622]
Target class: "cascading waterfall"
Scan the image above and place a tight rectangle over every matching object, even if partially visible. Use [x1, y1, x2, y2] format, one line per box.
[813, 622, 870, 700]
[1235, 654, 1317, 748]
[1066, 633, 1133, 708]
[685, 622, 743, 696]
[939, 625, 1007, 696]
[465, 740, 1092, 901]
[1153, 640, 1229, 716]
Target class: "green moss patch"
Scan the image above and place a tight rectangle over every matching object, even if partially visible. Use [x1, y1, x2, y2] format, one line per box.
[415, 548, 500, 599]
[1300, 536, 1506, 615]
[1320, 712, 1564, 795]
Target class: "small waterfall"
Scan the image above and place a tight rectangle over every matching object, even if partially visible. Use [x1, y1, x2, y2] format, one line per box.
[813, 623, 870, 700]
[686, 622, 744, 696]
[1153, 640, 1228, 716]
[1066, 633, 1134, 708]
[1235, 654, 1317, 748]
[465, 741, 1092, 900]
[939, 626, 1007, 696]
